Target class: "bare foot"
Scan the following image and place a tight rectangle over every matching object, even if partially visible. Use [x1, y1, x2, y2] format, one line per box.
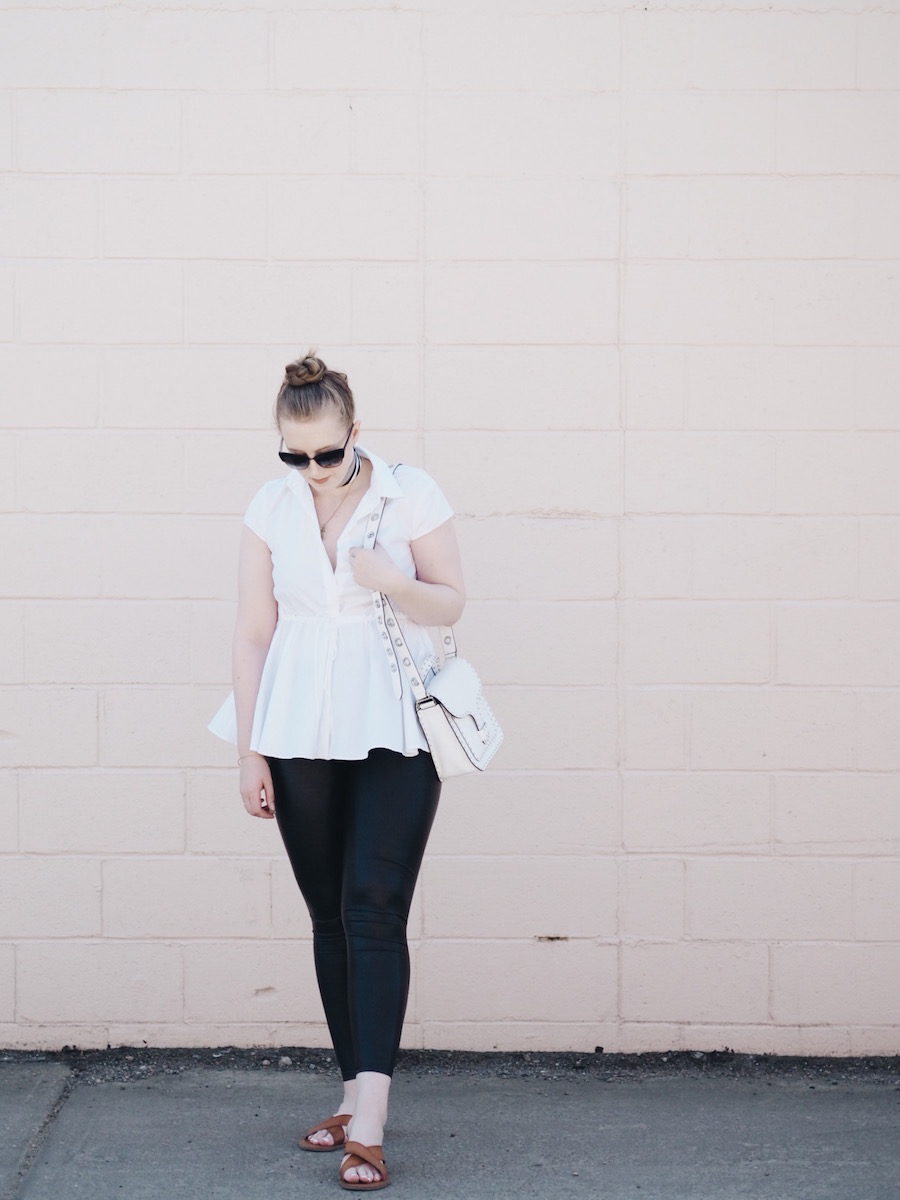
[305, 1111, 351, 1148]
[341, 1114, 385, 1185]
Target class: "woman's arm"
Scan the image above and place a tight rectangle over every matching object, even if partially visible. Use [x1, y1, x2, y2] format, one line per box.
[349, 518, 466, 627]
[233, 525, 278, 817]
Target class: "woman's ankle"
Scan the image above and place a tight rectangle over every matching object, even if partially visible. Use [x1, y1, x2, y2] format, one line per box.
[340, 1078, 358, 1115]
[348, 1070, 390, 1136]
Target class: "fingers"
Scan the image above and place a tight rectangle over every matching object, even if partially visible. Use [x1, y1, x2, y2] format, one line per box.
[243, 791, 275, 819]
[240, 761, 276, 819]
[348, 545, 393, 590]
[349, 560, 368, 590]
[241, 790, 272, 819]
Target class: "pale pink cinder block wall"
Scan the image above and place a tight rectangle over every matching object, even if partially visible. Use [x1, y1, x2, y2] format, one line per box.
[2, 0, 899, 1055]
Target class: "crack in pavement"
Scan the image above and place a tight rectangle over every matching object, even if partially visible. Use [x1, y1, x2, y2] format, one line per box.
[1, 1072, 77, 1200]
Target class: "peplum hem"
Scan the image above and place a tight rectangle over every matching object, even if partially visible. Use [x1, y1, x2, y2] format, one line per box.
[208, 610, 432, 761]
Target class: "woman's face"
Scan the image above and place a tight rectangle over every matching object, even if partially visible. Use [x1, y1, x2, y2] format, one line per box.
[279, 409, 359, 495]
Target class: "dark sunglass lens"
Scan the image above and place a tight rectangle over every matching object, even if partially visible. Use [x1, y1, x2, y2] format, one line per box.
[279, 431, 350, 470]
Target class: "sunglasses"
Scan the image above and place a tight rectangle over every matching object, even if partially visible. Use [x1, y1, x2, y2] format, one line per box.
[278, 426, 353, 471]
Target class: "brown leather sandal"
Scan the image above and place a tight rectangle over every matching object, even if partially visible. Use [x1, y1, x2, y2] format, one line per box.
[299, 1113, 352, 1152]
[339, 1141, 389, 1191]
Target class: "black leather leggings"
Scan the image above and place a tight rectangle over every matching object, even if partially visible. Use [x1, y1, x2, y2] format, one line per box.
[267, 749, 441, 1081]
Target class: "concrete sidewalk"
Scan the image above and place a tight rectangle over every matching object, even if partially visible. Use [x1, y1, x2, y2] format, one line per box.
[1, 1050, 898, 1200]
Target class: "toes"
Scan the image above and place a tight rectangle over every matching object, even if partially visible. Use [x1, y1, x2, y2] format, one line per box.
[346, 1168, 379, 1184]
[341, 1161, 381, 1185]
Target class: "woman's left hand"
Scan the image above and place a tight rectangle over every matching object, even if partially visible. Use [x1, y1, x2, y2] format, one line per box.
[349, 544, 405, 593]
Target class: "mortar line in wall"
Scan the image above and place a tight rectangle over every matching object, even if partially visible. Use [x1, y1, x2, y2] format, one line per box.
[767, 943, 775, 1025]
[97, 175, 105, 274]
[615, 3, 627, 822]
[9, 89, 16, 178]
[416, 14, 427, 466]
[347, 252, 356, 345]
[615, 7, 627, 1035]
[263, 174, 270, 270]
[4, 265, 13, 352]
[268, 858, 275, 938]
[266, 10, 274, 92]
[852, 10, 861, 91]
[13, 754, 21, 855]
[180, 940, 187, 1030]
[680, 855, 688, 943]
[181, 769, 190, 859]
[99, 857, 106, 939]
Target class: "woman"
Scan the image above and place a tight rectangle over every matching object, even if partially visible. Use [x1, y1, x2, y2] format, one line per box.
[209, 352, 465, 1191]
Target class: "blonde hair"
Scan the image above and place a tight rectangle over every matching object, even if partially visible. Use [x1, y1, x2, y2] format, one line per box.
[275, 351, 355, 426]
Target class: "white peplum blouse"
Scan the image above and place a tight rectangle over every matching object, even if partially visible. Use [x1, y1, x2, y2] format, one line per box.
[208, 446, 455, 761]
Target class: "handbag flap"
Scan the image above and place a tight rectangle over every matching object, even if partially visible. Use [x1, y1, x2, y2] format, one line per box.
[424, 657, 484, 721]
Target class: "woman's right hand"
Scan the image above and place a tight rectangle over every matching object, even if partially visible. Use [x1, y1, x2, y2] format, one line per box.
[240, 754, 276, 819]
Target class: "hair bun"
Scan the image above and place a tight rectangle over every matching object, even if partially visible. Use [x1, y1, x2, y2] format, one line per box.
[284, 353, 327, 388]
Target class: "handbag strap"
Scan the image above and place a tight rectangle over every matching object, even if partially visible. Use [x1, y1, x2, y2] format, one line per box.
[367, 467, 457, 704]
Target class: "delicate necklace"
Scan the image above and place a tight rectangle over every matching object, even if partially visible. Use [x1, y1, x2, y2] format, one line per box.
[317, 450, 361, 538]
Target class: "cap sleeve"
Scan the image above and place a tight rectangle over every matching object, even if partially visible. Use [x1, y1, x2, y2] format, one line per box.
[243, 478, 284, 543]
[397, 465, 455, 541]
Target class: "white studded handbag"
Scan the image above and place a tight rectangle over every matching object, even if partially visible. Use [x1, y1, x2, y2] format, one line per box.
[367, 485, 503, 782]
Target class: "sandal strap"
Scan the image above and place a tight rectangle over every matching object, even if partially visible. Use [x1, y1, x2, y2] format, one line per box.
[341, 1142, 388, 1182]
[306, 1113, 351, 1137]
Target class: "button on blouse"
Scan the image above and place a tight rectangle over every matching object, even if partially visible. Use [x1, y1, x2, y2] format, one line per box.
[208, 447, 455, 761]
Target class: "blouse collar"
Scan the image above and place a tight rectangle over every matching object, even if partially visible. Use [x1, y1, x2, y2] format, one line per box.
[358, 445, 403, 499]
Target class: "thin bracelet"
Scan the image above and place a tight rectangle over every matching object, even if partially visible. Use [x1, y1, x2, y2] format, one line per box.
[237, 751, 263, 766]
